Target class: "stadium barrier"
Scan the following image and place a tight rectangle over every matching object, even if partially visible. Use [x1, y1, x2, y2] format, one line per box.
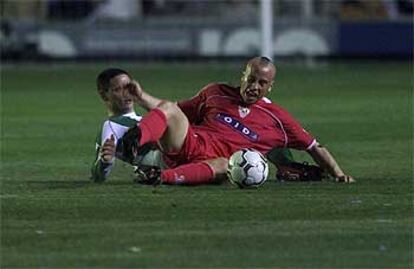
[1, 19, 412, 59]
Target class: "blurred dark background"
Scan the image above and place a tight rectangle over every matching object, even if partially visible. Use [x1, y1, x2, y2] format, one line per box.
[0, 0, 413, 61]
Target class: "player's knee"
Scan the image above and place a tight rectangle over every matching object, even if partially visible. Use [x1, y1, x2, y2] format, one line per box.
[157, 101, 181, 121]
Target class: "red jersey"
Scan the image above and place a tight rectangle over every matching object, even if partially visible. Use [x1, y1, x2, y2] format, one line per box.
[165, 83, 315, 166]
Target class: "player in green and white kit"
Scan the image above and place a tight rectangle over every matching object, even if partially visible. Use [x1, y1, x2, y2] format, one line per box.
[91, 68, 160, 182]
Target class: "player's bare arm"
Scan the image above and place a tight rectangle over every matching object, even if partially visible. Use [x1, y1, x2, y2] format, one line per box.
[124, 80, 189, 153]
[127, 80, 163, 111]
[307, 143, 354, 183]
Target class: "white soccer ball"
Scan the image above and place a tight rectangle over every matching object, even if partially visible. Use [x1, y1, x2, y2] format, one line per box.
[139, 149, 162, 167]
[227, 148, 269, 188]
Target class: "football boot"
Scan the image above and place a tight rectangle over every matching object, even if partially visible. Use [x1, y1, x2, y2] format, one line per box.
[134, 165, 162, 185]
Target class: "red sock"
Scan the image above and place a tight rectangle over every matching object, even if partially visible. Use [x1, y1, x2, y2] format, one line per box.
[161, 162, 215, 185]
[139, 108, 167, 145]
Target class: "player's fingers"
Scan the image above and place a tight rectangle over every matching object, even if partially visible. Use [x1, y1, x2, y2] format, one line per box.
[335, 175, 355, 183]
[335, 175, 345, 183]
[104, 137, 116, 147]
[128, 80, 143, 99]
[126, 81, 136, 94]
[346, 176, 355, 183]
[108, 139, 116, 147]
[102, 144, 114, 152]
[102, 147, 115, 154]
[103, 143, 116, 153]
[101, 148, 115, 161]
[101, 154, 114, 163]
[101, 144, 115, 155]
[132, 80, 142, 91]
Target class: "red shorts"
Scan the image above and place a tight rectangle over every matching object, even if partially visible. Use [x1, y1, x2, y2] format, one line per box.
[162, 126, 220, 168]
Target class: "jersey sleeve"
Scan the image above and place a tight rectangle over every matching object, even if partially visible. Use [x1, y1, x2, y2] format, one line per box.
[281, 111, 316, 151]
[177, 84, 213, 124]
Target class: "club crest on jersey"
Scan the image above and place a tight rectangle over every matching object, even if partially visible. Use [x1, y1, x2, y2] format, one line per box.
[215, 113, 258, 141]
[238, 106, 250, 118]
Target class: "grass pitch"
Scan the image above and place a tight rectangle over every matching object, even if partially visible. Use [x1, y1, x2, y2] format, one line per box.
[1, 61, 413, 268]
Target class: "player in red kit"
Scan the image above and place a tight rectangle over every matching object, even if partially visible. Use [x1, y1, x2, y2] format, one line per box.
[120, 57, 354, 185]
[176, 83, 315, 159]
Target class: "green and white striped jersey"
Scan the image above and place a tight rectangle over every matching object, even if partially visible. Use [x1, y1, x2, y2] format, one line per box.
[91, 111, 165, 182]
[91, 112, 141, 182]
[96, 112, 142, 153]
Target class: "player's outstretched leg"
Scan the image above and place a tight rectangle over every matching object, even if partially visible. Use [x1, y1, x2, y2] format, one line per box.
[135, 158, 228, 186]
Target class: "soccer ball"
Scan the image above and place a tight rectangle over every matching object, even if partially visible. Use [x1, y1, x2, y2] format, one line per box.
[139, 149, 162, 167]
[227, 148, 269, 188]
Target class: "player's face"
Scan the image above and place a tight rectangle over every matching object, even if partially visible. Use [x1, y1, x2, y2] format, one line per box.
[240, 63, 274, 104]
[105, 74, 134, 114]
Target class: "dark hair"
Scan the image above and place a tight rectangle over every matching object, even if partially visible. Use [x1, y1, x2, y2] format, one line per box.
[260, 56, 273, 64]
[97, 68, 130, 92]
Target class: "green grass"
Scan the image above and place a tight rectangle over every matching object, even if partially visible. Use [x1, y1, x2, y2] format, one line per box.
[1, 61, 413, 268]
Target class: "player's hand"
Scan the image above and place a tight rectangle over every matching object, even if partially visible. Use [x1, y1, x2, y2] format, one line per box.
[100, 135, 116, 163]
[335, 175, 355, 183]
[126, 80, 143, 102]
